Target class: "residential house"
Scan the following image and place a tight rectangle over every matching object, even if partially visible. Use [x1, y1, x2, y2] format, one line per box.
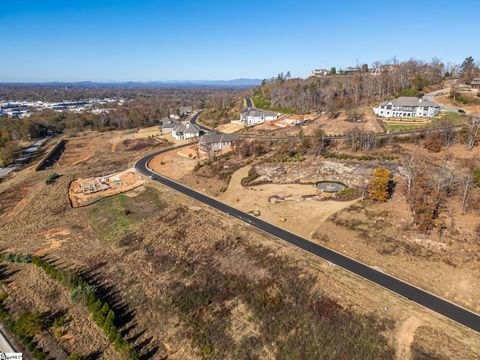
[240, 109, 278, 126]
[172, 123, 201, 140]
[198, 132, 239, 154]
[339, 67, 360, 75]
[311, 69, 329, 77]
[373, 97, 440, 118]
[160, 117, 179, 134]
[369, 64, 399, 76]
[470, 78, 480, 89]
[282, 114, 316, 126]
[179, 106, 193, 116]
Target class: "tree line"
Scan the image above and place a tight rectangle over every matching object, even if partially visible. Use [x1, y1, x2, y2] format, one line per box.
[250, 57, 479, 114]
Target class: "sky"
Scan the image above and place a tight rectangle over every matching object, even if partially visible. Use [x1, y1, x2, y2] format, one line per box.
[1, 0, 479, 82]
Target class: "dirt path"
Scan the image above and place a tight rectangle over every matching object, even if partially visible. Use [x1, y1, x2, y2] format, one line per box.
[396, 317, 423, 360]
[220, 165, 357, 239]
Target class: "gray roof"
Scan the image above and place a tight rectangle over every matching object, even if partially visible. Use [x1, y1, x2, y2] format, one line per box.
[471, 78, 480, 84]
[160, 117, 178, 125]
[173, 123, 201, 134]
[241, 108, 278, 117]
[199, 132, 239, 144]
[380, 96, 439, 107]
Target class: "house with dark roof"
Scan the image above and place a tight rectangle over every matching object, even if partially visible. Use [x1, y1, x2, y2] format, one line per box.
[172, 123, 201, 140]
[373, 97, 440, 118]
[179, 106, 193, 116]
[198, 132, 239, 154]
[470, 78, 480, 89]
[160, 117, 180, 134]
[240, 109, 278, 126]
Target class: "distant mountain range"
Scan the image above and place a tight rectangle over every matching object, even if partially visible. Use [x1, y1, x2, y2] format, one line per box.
[0, 79, 263, 88]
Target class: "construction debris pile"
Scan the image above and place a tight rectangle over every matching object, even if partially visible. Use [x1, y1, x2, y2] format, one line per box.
[69, 169, 145, 207]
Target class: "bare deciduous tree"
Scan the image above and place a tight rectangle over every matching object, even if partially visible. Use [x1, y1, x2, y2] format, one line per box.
[464, 115, 480, 151]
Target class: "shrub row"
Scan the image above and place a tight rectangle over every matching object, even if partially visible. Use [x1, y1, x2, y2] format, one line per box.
[0, 299, 46, 359]
[1, 253, 139, 359]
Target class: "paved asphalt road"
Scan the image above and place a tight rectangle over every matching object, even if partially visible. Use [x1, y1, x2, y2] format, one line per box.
[189, 110, 209, 131]
[135, 146, 480, 333]
[423, 87, 461, 113]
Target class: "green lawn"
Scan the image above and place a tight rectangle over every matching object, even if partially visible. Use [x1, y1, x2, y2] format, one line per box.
[87, 187, 166, 241]
[384, 123, 429, 132]
[88, 194, 132, 241]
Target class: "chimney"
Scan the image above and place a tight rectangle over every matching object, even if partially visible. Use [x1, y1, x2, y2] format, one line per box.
[419, 98, 423, 103]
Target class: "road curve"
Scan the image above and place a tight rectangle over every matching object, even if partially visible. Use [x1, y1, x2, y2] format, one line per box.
[189, 110, 210, 131]
[135, 146, 480, 333]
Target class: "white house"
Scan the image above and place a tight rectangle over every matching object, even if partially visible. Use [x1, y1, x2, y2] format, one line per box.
[172, 123, 201, 140]
[373, 97, 440, 118]
[311, 69, 329, 77]
[240, 109, 278, 126]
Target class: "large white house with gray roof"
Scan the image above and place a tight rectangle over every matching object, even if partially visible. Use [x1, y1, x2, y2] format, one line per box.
[240, 109, 278, 126]
[373, 97, 440, 118]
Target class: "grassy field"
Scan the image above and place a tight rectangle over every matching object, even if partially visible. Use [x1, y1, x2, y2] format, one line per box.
[88, 188, 166, 241]
[384, 122, 429, 132]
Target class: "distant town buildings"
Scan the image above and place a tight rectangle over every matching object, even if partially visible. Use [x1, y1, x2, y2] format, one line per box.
[240, 109, 278, 126]
[373, 97, 440, 118]
[0, 98, 123, 119]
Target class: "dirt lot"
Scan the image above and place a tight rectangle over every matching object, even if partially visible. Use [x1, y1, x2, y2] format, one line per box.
[220, 165, 357, 237]
[148, 145, 200, 180]
[215, 122, 245, 133]
[57, 140, 95, 167]
[0, 130, 479, 359]
[321, 109, 384, 136]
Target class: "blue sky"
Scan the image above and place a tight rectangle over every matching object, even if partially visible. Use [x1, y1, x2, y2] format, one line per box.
[1, 0, 479, 82]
